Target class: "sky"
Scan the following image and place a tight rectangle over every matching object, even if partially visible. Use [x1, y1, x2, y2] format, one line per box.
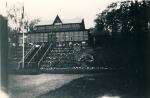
[0, 0, 122, 28]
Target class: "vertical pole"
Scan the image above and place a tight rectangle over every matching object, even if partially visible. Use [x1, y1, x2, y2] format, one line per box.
[22, 4, 25, 69]
[22, 29, 24, 68]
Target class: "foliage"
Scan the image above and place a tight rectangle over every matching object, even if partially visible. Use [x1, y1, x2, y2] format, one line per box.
[94, 1, 150, 85]
[27, 19, 40, 32]
[95, 0, 150, 38]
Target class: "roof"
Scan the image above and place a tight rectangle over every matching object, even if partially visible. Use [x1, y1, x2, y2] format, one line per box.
[32, 15, 85, 33]
[36, 16, 83, 26]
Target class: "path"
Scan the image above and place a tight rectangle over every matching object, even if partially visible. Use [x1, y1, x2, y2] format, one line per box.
[8, 74, 88, 98]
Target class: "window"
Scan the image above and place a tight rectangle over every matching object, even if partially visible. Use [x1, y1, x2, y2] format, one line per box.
[78, 31, 83, 36]
[43, 33, 48, 42]
[62, 25, 70, 29]
[74, 32, 78, 36]
[46, 26, 52, 30]
[37, 26, 45, 30]
[72, 24, 80, 30]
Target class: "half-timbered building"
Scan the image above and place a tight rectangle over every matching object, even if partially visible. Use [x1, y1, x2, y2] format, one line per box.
[17, 15, 90, 71]
[19, 15, 89, 47]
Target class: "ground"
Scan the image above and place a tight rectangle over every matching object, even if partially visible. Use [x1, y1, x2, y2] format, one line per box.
[8, 73, 145, 98]
[36, 74, 141, 98]
[8, 74, 89, 98]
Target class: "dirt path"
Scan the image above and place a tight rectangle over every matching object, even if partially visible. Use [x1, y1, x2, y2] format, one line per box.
[8, 74, 89, 98]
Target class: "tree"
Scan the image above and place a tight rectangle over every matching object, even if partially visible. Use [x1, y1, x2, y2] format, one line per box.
[27, 19, 40, 32]
[94, 1, 150, 95]
[95, 0, 150, 38]
[6, 3, 40, 46]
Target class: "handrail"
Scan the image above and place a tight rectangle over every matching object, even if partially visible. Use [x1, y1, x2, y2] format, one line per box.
[24, 45, 35, 60]
[18, 45, 35, 69]
[28, 43, 44, 66]
[38, 43, 52, 68]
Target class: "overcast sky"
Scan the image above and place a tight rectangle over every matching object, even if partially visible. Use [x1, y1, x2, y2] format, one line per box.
[0, 0, 123, 28]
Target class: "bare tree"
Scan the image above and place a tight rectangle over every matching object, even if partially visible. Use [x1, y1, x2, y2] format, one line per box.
[6, 3, 40, 46]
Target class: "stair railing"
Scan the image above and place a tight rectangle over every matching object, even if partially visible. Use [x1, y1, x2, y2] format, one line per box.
[27, 43, 44, 67]
[18, 45, 35, 69]
[38, 43, 53, 68]
[24, 45, 35, 60]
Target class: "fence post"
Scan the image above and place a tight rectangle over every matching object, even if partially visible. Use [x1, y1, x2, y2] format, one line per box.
[0, 15, 8, 93]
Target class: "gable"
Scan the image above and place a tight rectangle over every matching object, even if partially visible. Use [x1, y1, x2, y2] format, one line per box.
[53, 15, 62, 25]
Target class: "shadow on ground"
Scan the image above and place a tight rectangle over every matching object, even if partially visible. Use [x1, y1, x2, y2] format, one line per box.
[36, 73, 146, 98]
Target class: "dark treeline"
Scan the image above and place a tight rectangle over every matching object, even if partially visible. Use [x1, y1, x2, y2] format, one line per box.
[93, 0, 150, 96]
[95, 0, 150, 37]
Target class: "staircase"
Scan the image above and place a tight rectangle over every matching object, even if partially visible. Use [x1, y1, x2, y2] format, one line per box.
[14, 42, 97, 73]
[19, 43, 51, 69]
[24, 46, 39, 68]
[8, 44, 33, 70]
[40, 44, 79, 72]
[13, 42, 93, 73]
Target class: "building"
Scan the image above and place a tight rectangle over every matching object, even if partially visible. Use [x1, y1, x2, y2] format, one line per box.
[16, 15, 90, 70]
[19, 15, 89, 47]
